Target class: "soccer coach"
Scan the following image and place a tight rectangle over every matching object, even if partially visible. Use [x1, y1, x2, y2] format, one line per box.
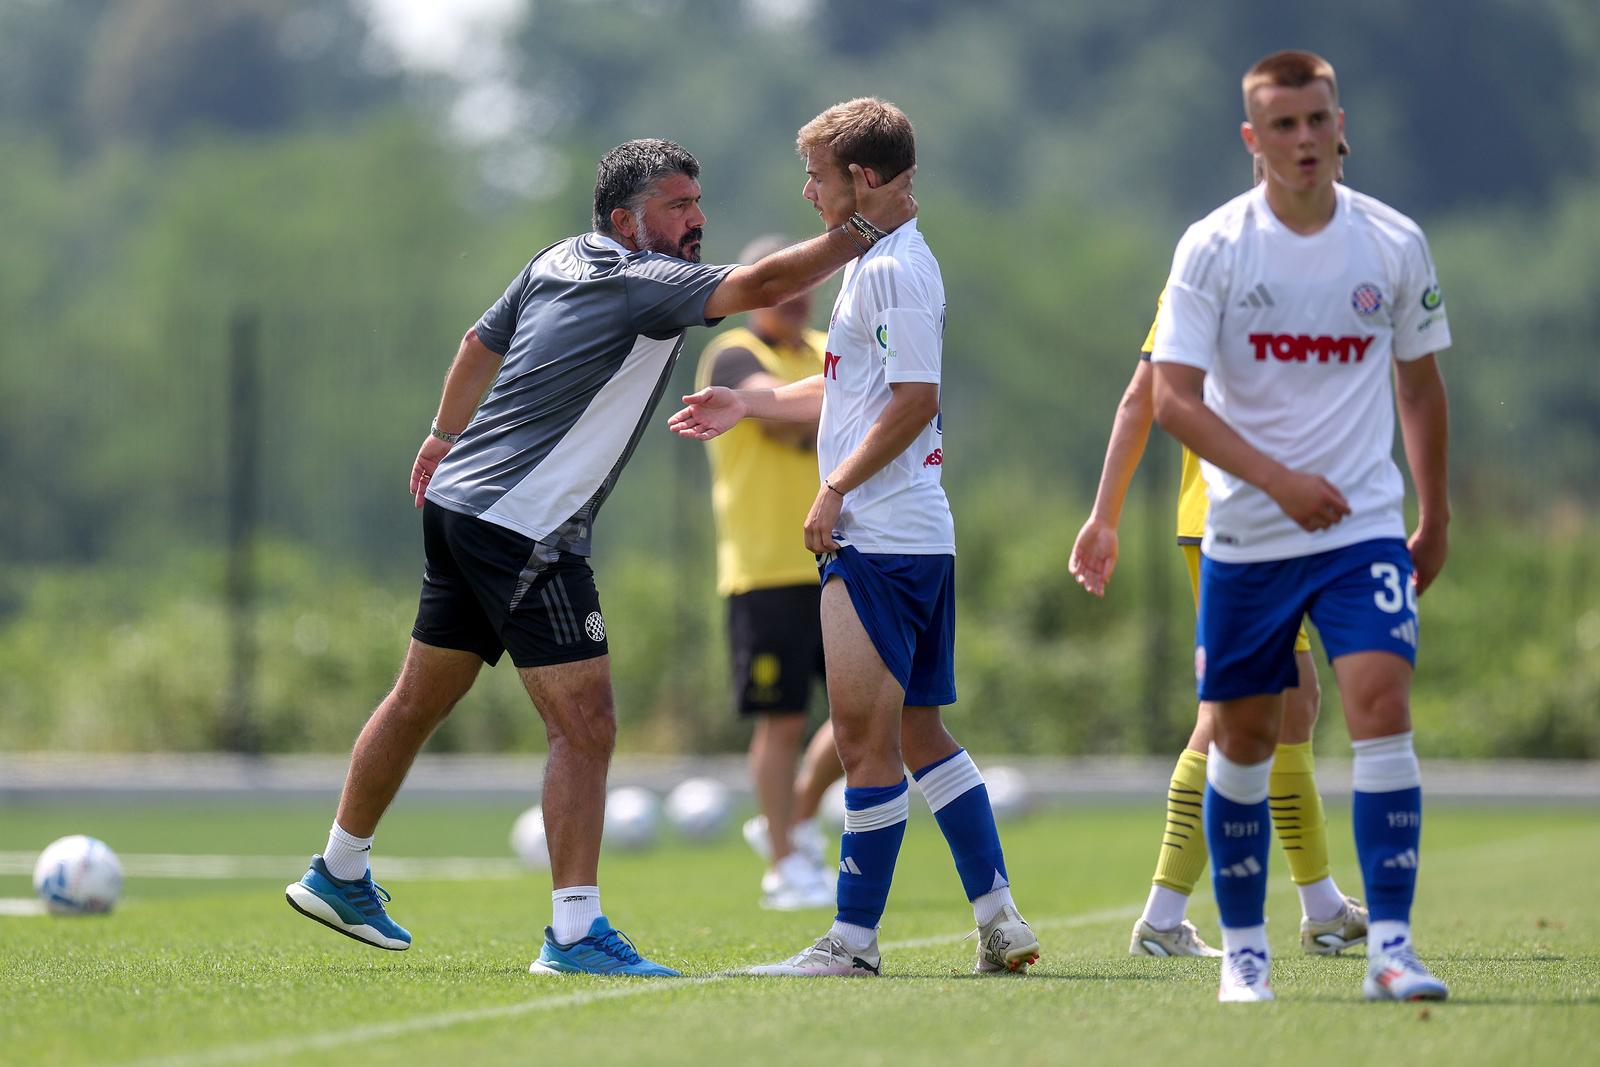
[285, 138, 915, 977]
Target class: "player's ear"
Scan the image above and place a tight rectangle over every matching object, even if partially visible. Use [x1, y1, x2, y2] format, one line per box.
[1239, 121, 1257, 156]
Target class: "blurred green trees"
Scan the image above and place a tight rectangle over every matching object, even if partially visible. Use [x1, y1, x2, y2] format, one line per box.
[0, 0, 1595, 754]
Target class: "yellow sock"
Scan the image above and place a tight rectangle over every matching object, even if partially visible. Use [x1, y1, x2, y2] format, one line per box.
[1152, 749, 1209, 894]
[1269, 741, 1332, 885]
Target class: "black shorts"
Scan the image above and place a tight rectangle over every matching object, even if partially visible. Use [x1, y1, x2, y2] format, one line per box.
[412, 501, 608, 669]
[727, 584, 825, 715]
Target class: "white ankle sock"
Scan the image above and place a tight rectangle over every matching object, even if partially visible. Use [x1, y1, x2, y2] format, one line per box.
[1298, 876, 1346, 922]
[1369, 919, 1411, 953]
[551, 886, 602, 944]
[1141, 884, 1190, 931]
[829, 919, 877, 954]
[323, 822, 373, 882]
[972, 885, 1014, 927]
[1220, 922, 1269, 959]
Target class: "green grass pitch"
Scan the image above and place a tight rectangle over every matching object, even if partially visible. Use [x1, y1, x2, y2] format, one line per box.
[3, 801, 1595, 1066]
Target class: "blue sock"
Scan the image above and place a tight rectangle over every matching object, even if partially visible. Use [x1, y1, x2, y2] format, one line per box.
[1351, 732, 1424, 930]
[835, 778, 909, 929]
[1204, 745, 1273, 930]
[1352, 787, 1422, 924]
[912, 750, 1008, 900]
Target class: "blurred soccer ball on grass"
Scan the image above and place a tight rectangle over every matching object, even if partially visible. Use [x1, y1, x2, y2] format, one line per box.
[604, 786, 661, 851]
[33, 835, 123, 916]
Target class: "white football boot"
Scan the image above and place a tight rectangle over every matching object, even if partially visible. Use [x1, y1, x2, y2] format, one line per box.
[1217, 947, 1275, 1002]
[974, 903, 1041, 973]
[746, 935, 880, 977]
[1301, 894, 1369, 955]
[1129, 918, 1225, 958]
[1364, 942, 1449, 1001]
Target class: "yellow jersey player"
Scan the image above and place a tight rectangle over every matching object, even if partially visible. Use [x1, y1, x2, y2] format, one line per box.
[695, 236, 845, 910]
[1069, 138, 1367, 960]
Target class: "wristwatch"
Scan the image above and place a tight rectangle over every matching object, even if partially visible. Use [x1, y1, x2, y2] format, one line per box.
[430, 418, 463, 444]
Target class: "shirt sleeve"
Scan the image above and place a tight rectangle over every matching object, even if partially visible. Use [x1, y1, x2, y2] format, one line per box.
[708, 346, 765, 388]
[625, 255, 738, 333]
[473, 264, 532, 355]
[1390, 230, 1452, 362]
[879, 305, 942, 384]
[1149, 227, 1224, 372]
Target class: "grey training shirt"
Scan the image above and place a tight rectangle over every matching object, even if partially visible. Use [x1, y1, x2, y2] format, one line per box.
[425, 233, 734, 554]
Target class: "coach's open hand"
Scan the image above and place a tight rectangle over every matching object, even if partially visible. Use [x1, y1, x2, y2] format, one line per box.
[669, 386, 747, 441]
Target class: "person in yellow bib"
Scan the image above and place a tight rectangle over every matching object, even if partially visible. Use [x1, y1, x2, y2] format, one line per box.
[1069, 142, 1366, 959]
[695, 235, 844, 910]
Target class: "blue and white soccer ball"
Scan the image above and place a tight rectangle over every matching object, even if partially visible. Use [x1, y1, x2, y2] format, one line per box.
[33, 835, 123, 916]
[510, 806, 551, 869]
[604, 787, 661, 851]
[664, 777, 732, 841]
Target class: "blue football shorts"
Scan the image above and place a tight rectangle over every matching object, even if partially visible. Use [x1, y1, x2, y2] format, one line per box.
[819, 545, 957, 707]
[1196, 537, 1419, 702]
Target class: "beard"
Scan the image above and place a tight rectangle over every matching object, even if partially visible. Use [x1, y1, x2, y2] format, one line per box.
[633, 213, 703, 262]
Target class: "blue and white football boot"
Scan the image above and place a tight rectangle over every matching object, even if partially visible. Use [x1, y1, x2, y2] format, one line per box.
[285, 855, 412, 951]
[1365, 941, 1449, 1001]
[528, 916, 681, 976]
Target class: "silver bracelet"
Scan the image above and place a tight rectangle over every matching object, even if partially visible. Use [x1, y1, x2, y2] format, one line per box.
[430, 418, 463, 444]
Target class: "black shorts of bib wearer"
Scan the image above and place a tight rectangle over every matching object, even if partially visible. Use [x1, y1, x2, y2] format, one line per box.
[726, 583, 825, 715]
[412, 501, 608, 669]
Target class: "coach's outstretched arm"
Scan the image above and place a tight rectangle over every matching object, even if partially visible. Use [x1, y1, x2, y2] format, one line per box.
[668, 374, 825, 440]
[1395, 354, 1451, 594]
[702, 165, 915, 320]
[409, 329, 503, 507]
[1152, 361, 1351, 533]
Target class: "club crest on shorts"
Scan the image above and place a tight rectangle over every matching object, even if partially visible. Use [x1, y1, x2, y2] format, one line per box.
[584, 611, 606, 642]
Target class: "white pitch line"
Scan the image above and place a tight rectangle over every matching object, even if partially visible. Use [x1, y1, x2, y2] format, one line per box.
[0, 897, 47, 916]
[0, 853, 524, 881]
[114, 902, 1135, 1067]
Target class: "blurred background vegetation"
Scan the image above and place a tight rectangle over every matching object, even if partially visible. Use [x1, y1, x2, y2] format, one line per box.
[1, 0, 1596, 758]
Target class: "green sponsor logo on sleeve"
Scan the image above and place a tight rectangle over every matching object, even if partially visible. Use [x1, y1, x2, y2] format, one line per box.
[1421, 285, 1443, 311]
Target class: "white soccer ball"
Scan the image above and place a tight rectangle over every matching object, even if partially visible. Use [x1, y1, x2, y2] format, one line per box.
[819, 778, 848, 830]
[664, 777, 732, 841]
[509, 806, 551, 869]
[604, 787, 661, 851]
[33, 835, 123, 916]
[984, 765, 1032, 821]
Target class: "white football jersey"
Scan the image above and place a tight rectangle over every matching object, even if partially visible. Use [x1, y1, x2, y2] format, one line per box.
[1151, 183, 1450, 563]
[818, 219, 954, 554]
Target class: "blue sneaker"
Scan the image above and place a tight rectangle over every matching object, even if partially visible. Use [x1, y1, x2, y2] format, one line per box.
[284, 855, 412, 951]
[528, 916, 680, 976]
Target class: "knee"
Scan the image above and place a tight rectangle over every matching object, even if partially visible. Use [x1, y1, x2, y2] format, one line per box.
[1351, 689, 1410, 737]
[550, 700, 617, 762]
[383, 689, 456, 733]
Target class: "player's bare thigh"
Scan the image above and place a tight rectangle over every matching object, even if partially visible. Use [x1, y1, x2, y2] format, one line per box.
[819, 576, 905, 786]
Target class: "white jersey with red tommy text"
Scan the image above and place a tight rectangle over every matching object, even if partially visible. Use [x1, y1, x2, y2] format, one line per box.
[1151, 183, 1451, 563]
[819, 218, 954, 555]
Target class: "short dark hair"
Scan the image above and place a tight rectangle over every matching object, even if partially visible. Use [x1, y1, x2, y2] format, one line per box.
[592, 139, 700, 234]
[796, 98, 915, 183]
